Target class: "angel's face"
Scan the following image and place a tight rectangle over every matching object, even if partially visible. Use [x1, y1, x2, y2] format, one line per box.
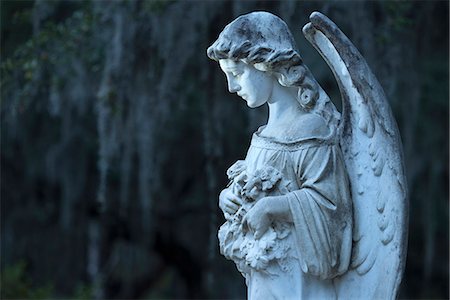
[219, 59, 274, 108]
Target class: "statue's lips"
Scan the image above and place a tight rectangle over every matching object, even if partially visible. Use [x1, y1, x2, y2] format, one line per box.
[238, 93, 247, 99]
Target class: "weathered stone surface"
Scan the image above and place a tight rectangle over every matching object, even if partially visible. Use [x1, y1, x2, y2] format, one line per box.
[208, 11, 408, 300]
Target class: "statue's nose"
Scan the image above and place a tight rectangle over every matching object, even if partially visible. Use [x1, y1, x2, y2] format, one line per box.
[228, 81, 241, 93]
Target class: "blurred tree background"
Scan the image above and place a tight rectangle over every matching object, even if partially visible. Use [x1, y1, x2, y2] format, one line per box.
[1, 0, 448, 299]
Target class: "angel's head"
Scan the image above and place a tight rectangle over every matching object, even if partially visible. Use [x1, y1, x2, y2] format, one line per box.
[207, 11, 319, 110]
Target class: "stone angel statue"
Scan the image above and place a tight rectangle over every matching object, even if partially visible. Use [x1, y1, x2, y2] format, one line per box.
[207, 11, 408, 299]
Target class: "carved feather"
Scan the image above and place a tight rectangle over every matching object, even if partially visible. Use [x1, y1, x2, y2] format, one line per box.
[303, 12, 408, 300]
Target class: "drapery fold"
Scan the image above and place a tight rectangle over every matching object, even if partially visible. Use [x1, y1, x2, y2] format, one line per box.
[287, 145, 352, 279]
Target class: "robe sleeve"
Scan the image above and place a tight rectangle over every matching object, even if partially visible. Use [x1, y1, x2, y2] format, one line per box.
[286, 143, 352, 279]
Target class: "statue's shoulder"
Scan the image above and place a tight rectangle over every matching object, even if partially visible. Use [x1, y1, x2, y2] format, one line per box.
[285, 113, 330, 142]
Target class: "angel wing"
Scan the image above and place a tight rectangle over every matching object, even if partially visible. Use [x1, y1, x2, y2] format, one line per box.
[302, 12, 409, 299]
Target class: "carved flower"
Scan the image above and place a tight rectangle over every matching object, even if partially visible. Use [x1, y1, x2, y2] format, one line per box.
[241, 228, 277, 270]
[241, 166, 282, 201]
[242, 181, 262, 202]
[226, 160, 246, 180]
[227, 160, 248, 197]
[219, 161, 292, 275]
[257, 167, 282, 190]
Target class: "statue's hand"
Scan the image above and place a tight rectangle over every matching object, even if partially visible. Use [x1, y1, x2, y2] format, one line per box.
[242, 198, 271, 239]
[219, 188, 242, 217]
[242, 196, 293, 239]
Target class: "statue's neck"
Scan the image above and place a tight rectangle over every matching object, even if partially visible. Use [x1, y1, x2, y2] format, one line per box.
[265, 86, 304, 135]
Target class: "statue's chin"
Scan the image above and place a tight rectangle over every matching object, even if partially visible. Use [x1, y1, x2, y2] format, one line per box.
[246, 101, 265, 109]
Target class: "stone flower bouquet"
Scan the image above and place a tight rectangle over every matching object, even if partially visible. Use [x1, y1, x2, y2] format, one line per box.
[218, 160, 291, 275]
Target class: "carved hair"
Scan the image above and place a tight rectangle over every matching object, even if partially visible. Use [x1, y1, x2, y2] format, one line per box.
[207, 11, 319, 110]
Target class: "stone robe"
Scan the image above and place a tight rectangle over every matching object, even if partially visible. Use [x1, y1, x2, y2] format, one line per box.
[218, 123, 353, 300]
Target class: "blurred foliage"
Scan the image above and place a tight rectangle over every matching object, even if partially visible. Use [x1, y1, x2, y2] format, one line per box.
[142, 0, 175, 14]
[1, 0, 448, 299]
[1, 261, 53, 299]
[1, 2, 99, 109]
[0, 0, 33, 59]
[0, 261, 94, 299]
